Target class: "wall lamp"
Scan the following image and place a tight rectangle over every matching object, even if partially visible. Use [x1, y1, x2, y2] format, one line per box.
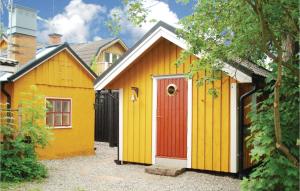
[131, 87, 139, 102]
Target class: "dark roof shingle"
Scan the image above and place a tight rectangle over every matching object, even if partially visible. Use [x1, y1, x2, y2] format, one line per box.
[70, 38, 116, 65]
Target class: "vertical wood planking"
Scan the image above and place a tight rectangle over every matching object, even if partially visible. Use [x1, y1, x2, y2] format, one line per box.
[213, 73, 221, 171]
[176, 47, 184, 74]
[197, 69, 206, 169]
[177, 79, 182, 157]
[170, 43, 177, 74]
[191, 58, 198, 168]
[205, 71, 213, 170]
[145, 53, 152, 163]
[183, 79, 188, 157]
[139, 58, 146, 163]
[221, 74, 230, 172]
[158, 41, 164, 75]
[113, 39, 233, 170]
[164, 41, 170, 74]
[133, 59, 140, 162]
[127, 67, 134, 162]
[156, 78, 187, 158]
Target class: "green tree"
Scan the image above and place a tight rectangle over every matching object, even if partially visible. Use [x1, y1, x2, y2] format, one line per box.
[90, 56, 98, 75]
[115, 0, 299, 190]
[0, 85, 52, 182]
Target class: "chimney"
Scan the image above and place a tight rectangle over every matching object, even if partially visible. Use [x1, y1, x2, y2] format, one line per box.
[7, 5, 37, 65]
[48, 33, 62, 45]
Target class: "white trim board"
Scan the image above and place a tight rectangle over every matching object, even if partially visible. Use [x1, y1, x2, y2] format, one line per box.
[187, 78, 192, 168]
[94, 25, 252, 90]
[151, 75, 192, 168]
[0, 65, 17, 72]
[151, 78, 158, 164]
[12, 47, 96, 82]
[230, 83, 238, 173]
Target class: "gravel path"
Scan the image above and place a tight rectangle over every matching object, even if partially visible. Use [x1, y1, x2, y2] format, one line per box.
[9, 142, 240, 191]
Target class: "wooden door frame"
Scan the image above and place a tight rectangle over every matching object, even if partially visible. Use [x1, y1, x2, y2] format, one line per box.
[152, 74, 192, 168]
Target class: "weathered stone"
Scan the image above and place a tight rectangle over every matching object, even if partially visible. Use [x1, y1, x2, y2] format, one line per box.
[145, 165, 185, 177]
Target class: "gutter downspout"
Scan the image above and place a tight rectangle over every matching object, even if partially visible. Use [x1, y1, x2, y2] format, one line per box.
[238, 74, 260, 178]
[1, 82, 11, 110]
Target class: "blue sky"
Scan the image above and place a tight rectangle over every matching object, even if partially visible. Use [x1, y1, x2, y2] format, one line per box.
[1, 0, 193, 47]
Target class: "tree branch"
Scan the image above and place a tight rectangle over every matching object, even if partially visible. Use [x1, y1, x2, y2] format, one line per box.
[282, 5, 299, 33]
[276, 143, 299, 167]
[273, 52, 299, 167]
[246, 0, 300, 78]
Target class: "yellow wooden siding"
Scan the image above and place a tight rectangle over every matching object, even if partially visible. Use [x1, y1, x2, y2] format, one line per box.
[0, 39, 7, 50]
[107, 38, 232, 172]
[6, 49, 95, 159]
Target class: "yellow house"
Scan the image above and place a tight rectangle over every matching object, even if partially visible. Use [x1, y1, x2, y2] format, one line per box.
[1, 43, 97, 159]
[94, 21, 269, 174]
[71, 38, 128, 75]
[0, 34, 8, 56]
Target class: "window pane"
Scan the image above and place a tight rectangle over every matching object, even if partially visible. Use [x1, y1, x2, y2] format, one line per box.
[105, 52, 110, 62]
[112, 54, 118, 63]
[55, 101, 62, 112]
[46, 100, 54, 112]
[54, 113, 62, 126]
[62, 113, 70, 126]
[62, 101, 70, 112]
[46, 113, 54, 126]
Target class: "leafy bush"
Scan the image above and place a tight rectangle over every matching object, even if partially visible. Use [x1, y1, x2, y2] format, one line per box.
[241, 70, 299, 191]
[0, 85, 52, 182]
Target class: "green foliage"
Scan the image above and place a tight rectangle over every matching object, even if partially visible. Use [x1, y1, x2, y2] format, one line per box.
[0, 85, 51, 182]
[241, 68, 299, 190]
[106, 0, 155, 35]
[106, 8, 122, 36]
[90, 56, 98, 74]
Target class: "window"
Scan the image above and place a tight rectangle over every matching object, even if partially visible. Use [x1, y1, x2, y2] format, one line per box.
[104, 52, 110, 63]
[46, 98, 71, 127]
[104, 52, 120, 64]
[166, 84, 178, 96]
[112, 54, 119, 63]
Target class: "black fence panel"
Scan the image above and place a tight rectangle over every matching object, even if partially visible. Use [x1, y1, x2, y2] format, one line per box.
[94, 90, 119, 147]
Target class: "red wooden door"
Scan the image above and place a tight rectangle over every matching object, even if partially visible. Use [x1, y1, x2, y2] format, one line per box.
[156, 78, 187, 159]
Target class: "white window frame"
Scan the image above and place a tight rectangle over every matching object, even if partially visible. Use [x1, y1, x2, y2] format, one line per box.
[104, 52, 120, 64]
[45, 97, 72, 129]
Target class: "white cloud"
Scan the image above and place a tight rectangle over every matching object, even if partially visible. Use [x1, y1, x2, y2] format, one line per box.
[39, 0, 105, 43]
[110, 0, 179, 43]
[93, 36, 102, 41]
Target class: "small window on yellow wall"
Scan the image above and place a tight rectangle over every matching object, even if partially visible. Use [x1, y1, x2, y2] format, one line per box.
[112, 54, 118, 63]
[46, 98, 71, 127]
[105, 52, 110, 63]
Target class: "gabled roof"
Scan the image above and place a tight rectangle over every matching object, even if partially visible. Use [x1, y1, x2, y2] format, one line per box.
[0, 33, 8, 42]
[94, 21, 269, 90]
[8, 43, 97, 81]
[0, 57, 17, 82]
[70, 38, 128, 65]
